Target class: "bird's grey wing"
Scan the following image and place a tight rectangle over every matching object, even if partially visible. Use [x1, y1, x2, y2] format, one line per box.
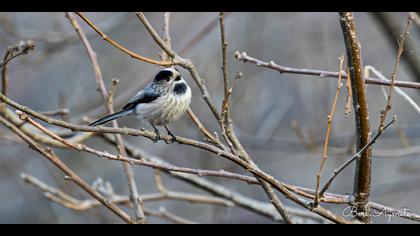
[122, 85, 160, 110]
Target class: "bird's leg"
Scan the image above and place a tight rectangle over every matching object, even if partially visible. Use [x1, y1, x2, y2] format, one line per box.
[151, 123, 160, 143]
[164, 125, 176, 144]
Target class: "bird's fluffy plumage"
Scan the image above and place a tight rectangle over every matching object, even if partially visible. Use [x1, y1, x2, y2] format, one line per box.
[90, 67, 191, 127]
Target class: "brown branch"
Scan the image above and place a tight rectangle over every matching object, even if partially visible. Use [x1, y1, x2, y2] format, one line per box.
[344, 67, 352, 117]
[234, 51, 420, 90]
[219, 12, 229, 100]
[39, 108, 70, 117]
[339, 12, 372, 223]
[65, 12, 145, 223]
[0, 115, 133, 223]
[318, 117, 395, 199]
[161, 12, 172, 61]
[378, 16, 414, 133]
[1, 40, 35, 95]
[314, 55, 344, 207]
[74, 12, 172, 66]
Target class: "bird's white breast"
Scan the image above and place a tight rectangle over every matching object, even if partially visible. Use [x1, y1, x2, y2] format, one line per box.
[134, 83, 191, 126]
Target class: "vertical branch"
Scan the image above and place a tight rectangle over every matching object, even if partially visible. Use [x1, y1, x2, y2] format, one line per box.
[219, 12, 229, 100]
[314, 55, 344, 206]
[161, 12, 172, 61]
[218, 12, 294, 224]
[378, 16, 414, 132]
[65, 12, 145, 224]
[339, 12, 372, 223]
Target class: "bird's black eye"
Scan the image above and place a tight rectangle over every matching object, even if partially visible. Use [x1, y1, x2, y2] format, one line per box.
[175, 76, 181, 81]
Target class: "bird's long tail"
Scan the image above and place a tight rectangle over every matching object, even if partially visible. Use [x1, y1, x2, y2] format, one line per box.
[90, 109, 134, 126]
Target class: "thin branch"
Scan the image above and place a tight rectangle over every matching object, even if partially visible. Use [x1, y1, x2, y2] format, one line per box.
[107, 78, 119, 106]
[65, 12, 145, 223]
[1, 40, 35, 95]
[219, 12, 229, 100]
[378, 16, 414, 133]
[234, 51, 420, 90]
[74, 12, 172, 66]
[344, 68, 352, 117]
[319, 117, 396, 199]
[314, 55, 344, 207]
[186, 108, 220, 145]
[161, 12, 172, 61]
[39, 108, 70, 117]
[135, 12, 176, 59]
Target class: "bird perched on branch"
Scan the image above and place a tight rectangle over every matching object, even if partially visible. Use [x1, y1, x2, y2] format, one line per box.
[90, 67, 191, 143]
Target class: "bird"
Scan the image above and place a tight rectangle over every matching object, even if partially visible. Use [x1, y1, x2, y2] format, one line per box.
[90, 67, 192, 143]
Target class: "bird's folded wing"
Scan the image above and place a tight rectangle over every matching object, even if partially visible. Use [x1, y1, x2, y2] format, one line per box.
[123, 87, 160, 110]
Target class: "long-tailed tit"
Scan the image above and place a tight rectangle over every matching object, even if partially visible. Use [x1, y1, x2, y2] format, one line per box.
[90, 67, 192, 143]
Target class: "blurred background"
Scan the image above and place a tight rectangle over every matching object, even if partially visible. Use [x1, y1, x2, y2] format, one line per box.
[0, 12, 419, 223]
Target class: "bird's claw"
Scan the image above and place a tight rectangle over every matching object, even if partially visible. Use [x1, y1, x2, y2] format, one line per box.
[153, 133, 160, 143]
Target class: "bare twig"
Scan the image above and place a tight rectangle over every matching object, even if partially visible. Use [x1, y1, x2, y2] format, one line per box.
[344, 68, 352, 117]
[340, 12, 373, 223]
[74, 12, 172, 66]
[378, 16, 414, 133]
[319, 117, 396, 200]
[107, 78, 119, 106]
[1, 40, 35, 95]
[234, 51, 420, 90]
[161, 12, 172, 61]
[314, 55, 344, 206]
[39, 108, 70, 117]
[66, 12, 145, 223]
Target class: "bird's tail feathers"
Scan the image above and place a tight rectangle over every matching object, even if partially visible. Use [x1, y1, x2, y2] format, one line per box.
[89, 109, 134, 126]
